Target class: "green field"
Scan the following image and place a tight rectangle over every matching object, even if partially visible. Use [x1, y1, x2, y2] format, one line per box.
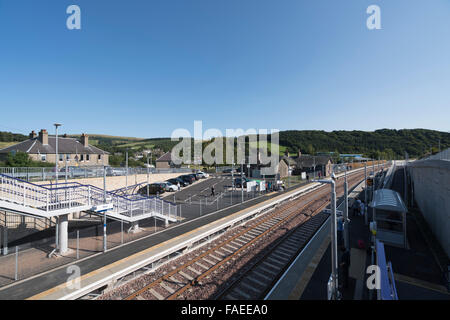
[0, 141, 17, 149]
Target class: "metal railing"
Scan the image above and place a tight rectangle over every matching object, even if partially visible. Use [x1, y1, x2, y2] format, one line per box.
[382, 161, 396, 189]
[0, 174, 92, 213]
[422, 147, 450, 161]
[0, 174, 177, 221]
[0, 166, 192, 182]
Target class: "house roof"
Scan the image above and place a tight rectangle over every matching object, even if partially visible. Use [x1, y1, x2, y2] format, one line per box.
[0, 137, 109, 155]
[281, 156, 297, 166]
[294, 155, 332, 168]
[156, 152, 172, 162]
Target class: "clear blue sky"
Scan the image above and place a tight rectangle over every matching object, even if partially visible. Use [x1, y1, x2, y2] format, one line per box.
[0, 0, 449, 138]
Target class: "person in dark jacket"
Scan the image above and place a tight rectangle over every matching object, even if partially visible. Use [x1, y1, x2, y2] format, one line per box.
[211, 186, 215, 196]
[340, 246, 351, 289]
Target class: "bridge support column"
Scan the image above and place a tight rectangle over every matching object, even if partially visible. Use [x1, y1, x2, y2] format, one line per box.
[58, 214, 69, 255]
[1, 226, 7, 256]
[165, 219, 169, 227]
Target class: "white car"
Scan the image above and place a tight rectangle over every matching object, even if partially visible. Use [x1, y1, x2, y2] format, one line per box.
[197, 171, 209, 179]
[163, 181, 180, 192]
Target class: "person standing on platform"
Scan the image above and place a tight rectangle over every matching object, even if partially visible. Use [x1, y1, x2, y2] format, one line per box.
[355, 199, 362, 216]
[360, 200, 365, 217]
[340, 246, 351, 289]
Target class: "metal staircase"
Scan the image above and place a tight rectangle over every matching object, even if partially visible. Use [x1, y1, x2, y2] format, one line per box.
[0, 174, 178, 223]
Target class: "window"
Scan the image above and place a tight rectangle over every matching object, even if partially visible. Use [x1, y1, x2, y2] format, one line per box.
[98, 154, 102, 161]
[41, 154, 46, 161]
[66, 154, 71, 160]
[86, 154, 90, 161]
[59, 154, 64, 162]
[80, 154, 84, 161]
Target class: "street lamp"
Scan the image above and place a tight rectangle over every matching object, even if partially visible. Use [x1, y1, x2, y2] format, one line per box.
[103, 153, 107, 252]
[313, 176, 339, 300]
[54, 123, 62, 186]
[146, 151, 151, 197]
[343, 167, 350, 251]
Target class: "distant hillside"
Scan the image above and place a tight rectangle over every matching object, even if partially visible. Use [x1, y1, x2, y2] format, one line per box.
[2, 129, 448, 162]
[278, 129, 450, 158]
[0, 131, 27, 143]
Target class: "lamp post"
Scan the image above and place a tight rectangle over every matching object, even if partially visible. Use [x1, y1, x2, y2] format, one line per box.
[343, 166, 349, 250]
[146, 151, 150, 197]
[241, 161, 244, 203]
[125, 151, 128, 193]
[313, 175, 339, 300]
[54, 123, 62, 186]
[313, 156, 316, 181]
[103, 155, 107, 252]
[364, 162, 368, 225]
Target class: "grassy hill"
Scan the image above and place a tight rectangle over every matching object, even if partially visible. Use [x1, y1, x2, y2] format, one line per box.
[278, 129, 450, 159]
[2, 129, 448, 166]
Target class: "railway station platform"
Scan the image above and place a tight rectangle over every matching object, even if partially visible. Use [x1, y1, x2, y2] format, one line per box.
[275, 165, 449, 300]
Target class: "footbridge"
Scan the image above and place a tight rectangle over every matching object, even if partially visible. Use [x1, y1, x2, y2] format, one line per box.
[0, 174, 178, 254]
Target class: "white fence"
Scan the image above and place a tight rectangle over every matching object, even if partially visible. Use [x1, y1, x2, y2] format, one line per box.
[0, 174, 177, 221]
[0, 166, 192, 182]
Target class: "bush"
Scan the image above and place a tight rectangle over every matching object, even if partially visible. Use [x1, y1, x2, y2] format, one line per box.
[5, 152, 55, 167]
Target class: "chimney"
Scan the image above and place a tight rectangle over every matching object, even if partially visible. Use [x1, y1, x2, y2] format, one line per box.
[29, 130, 37, 139]
[39, 129, 48, 145]
[81, 133, 89, 147]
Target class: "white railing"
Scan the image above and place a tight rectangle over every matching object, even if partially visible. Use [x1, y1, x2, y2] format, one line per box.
[0, 174, 92, 213]
[0, 166, 192, 182]
[0, 174, 177, 222]
[383, 161, 396, 189]
[422, 147, 450, 161]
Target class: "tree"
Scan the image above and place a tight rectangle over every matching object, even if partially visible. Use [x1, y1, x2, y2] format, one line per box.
[306, 144, 315, 155]
[5, 152, 54, 167]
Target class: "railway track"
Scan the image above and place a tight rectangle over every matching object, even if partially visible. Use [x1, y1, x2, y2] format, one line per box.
[99, 171, 365, 300]
[214, 210, 330, 300]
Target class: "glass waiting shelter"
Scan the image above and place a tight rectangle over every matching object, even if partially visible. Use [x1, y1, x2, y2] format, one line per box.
[369, 189, 408, 248]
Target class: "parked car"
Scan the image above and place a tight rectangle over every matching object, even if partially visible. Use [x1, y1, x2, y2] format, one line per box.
[193, 172, 202, 179]
[106, 167, 127, 176]
[168, 177, 188, 187]
[223, 168, 235, 174]
[189, 173, 199, 181]
[137, 183, 166, 196]
[163, 181, 179, 192]
[181, 174, 195, 184]
[196, 171, 209, 179]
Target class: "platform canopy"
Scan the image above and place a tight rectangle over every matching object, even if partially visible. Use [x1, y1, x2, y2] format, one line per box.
[369, 189, 407, 212]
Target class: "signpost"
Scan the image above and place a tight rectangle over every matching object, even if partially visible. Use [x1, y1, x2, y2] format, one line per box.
[92, 203, 114, 252]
